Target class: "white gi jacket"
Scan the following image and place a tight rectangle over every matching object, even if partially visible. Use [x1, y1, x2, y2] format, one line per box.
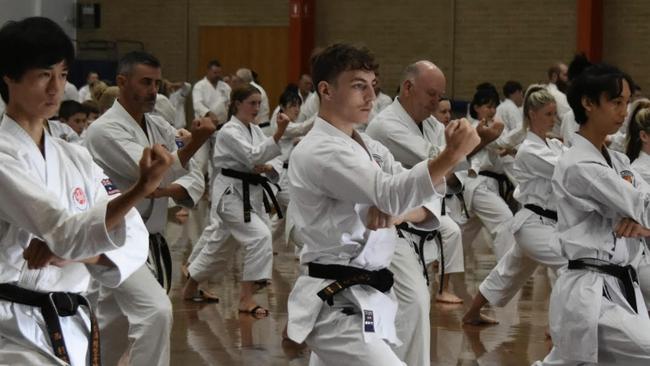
[511, 131, 566, 230]
[169, 82, 191, 129]
[211, 116, 281, 212]
[550, 133, 650, 362]
[153, 94, 176, 127]
[366, 98, 444, 169]
[47, 120, 83, 144]
[632, 151, 650, 184]
[63, 82, 79, 102]
[0, 115, 148, 365]
[84, 100, 204, 234]
[269, 106, 315, 163]
[296, 92, 319, 123]
[495, 98, 523, 133]
[286, 117, 444, 344]
[192, 77, 231, 122]
[78, 84, 92, 103]
[250, 81, 270, 124]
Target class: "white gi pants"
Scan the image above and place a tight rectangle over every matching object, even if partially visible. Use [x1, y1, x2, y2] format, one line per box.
[188, 192, 273, 282]
[306, 299, 405, 366]
[423, 215, 465, 275]
[389, 239, 431, 366]
[97, 265, 173, 366]
[479, 213, 566, 306]
[534, 297, 650, 365]
[462, 180, 515, 260]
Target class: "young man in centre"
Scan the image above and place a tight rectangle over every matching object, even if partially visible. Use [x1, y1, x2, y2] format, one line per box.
[285, 43, 480, 365]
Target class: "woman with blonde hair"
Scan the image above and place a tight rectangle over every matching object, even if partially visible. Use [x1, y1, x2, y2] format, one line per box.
[463, 84, 568, 325]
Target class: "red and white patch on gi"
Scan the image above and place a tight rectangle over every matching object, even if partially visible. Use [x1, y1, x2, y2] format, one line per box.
[72, 187, 89, 210]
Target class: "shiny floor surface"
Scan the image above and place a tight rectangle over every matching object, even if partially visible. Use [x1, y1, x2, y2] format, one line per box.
[166, 208, 553, 366]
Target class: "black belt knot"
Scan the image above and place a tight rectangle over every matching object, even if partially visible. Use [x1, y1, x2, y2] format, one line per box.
[221, 168, 283, 222]
[395, 223, 443, 290]
[568, 258, 639, 313]
[524, 204, 558, 221]
[0, 283, 101, 365]
[308, 263, 394, 305]
[479, 170, 515, 202]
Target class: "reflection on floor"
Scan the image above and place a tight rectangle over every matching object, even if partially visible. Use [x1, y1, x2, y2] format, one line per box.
[166, 207, 553, 366]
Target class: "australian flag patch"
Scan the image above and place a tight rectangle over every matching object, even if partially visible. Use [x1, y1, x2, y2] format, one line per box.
[363, 310, 375, 333]
[102, 178, 120, 196]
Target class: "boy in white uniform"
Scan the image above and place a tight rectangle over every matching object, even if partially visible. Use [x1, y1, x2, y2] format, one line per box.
[285, 43, 479, 366]
[0, 17, 173, 365]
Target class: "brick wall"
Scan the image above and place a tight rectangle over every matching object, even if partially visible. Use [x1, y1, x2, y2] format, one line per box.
[78, 1, 647, 102]
[603, 0, 650, 94]
[77, 0, 288, 83]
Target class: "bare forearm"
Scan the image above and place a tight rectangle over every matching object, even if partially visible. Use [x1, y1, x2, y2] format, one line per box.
[401, 207, 432, 224]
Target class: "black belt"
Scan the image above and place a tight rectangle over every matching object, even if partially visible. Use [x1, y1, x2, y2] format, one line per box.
[221, 168, 283, 222]
[0, 283, 101, 365]
[524, 204, 558, 221]
[568, 258, 639, 313]
[258, 121, 271, 128]
[148, 233, 172, 293]
[479, 170, 515, 202]
[396, 223, 442, 291]
[282, 161, 289, 169]
[308, 263, 394, 305]
[442, 192, 470, 219]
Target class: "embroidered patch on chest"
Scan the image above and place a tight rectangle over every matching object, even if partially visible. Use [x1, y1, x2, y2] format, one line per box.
[72, 187, 88, 210]
[102, 178, 120, 196]
[620, 170, 635, 185]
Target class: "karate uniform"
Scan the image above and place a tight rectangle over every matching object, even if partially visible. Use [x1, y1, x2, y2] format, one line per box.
[192, 77, 231, 123]
[495, 98, 523, 133]
[366, 99, 465, 275]
[296, 92, 319, 123]
[188, 116, 281, 284]
[536, 134, 650, 365]
[169, 82, 191, 129]
[0, 114, 148, 365]
[154, 94, 177, 128]
[478, 131, 567, 306]
[85, 100, 204, 366]
[78, 84, 92, 103]
[63, 82, 80, 102]
[47, 120, 83, 144]
[286, 117, 444, 366]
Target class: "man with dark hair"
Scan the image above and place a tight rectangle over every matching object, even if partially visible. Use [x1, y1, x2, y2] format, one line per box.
[192, 58, 231, 125]
[0, 17, 172, 365]
[85, 50, 215, 366]
[285, 43, 479, 365]
[534, 63, 650, 365]
[496, 80, 524, 132]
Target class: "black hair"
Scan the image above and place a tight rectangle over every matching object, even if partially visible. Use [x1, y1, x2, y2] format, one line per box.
[117, 51, 161, 75]
[311, 43, 378, 97]
[469, 84, 499, 119]
[567, 53, 592, 82]
[228, 84, 261, 120]
[566, 63, 632, 125]
[0, 17, 74, 103]
[502, 81, 523, 98]
[59, 100, 86, 120]
[207, 59, 221, 69]
[279, 85, 302, 110]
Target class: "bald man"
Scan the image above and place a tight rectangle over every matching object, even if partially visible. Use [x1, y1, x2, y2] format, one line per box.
[366, 60, 467, 366]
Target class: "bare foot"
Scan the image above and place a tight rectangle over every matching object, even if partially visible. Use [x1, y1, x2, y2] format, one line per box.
[436, 290, 463, 304]
[462, 312, 499, 326]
